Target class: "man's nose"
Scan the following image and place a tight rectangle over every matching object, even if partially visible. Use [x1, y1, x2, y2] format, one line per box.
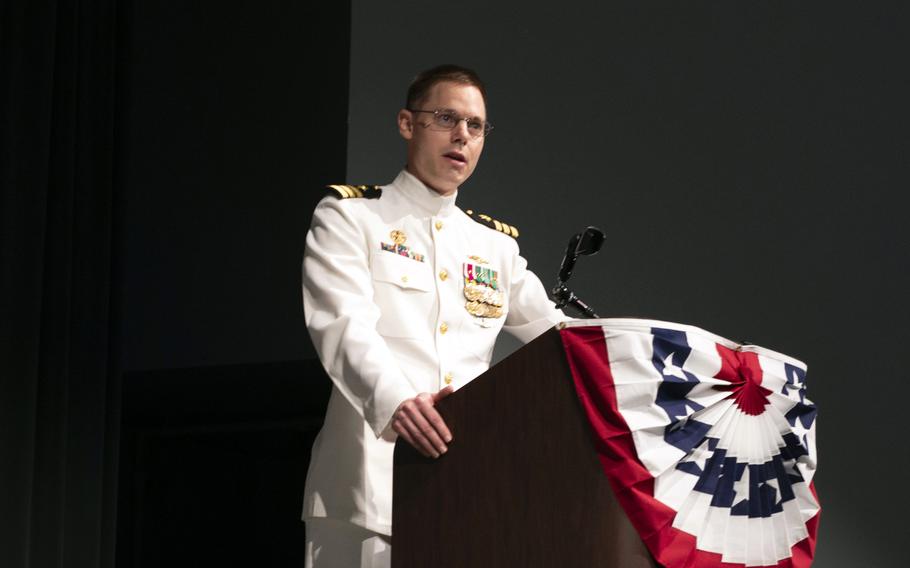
[450, 119, 470, 143]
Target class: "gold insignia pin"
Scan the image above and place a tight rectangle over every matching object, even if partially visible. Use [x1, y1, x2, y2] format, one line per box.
[390, 230, 407, 246]
[468, 255, 489, 265]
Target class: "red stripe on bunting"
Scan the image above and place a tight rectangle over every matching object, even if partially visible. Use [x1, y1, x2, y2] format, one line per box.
[559, 326, 818, 568]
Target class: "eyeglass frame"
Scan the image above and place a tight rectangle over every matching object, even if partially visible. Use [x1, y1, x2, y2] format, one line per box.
[407, 108, 494, 138]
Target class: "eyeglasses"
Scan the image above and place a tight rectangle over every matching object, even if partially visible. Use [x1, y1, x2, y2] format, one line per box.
[408, 108, 494, 139]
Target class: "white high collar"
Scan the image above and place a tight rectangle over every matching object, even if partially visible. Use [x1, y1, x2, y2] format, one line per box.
[389, 169, 459, 216]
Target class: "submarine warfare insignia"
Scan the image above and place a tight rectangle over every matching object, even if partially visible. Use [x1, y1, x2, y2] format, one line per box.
[380, 229, 425, 262]
[463, 261, 504, 319]
[325, 184, 382, 199]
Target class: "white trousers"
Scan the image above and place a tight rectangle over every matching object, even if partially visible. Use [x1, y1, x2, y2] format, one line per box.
[304, 518, 391, 568]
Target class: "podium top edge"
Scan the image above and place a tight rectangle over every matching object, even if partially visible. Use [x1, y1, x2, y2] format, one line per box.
[556, 318, 806, 369]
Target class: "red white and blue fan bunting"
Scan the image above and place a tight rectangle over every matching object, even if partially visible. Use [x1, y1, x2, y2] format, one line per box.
[559, 319, 819, 568]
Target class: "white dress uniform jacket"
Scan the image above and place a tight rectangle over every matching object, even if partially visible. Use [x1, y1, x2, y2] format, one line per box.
[302, 169, 567, 535]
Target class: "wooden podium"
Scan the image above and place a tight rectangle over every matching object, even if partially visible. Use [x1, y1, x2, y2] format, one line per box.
[393, 327, 657, 567]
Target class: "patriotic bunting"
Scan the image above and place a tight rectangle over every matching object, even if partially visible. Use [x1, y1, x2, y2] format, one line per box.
[559, 319, 819, 568]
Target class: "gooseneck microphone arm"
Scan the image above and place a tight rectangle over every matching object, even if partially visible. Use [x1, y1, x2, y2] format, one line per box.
[551, 227, 605, 319]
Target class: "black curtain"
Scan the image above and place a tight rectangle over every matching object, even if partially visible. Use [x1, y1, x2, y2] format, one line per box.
[1, 0, 121, 566]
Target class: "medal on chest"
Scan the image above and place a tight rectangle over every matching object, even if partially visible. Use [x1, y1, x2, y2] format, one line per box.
[379, 229, 425, 262]
[463, 260, 504, 323]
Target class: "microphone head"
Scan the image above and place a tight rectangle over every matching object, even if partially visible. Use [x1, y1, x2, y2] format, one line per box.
[575, 226, 605, 256]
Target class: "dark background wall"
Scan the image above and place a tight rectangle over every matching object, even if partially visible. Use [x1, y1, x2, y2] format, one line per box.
[115, 2, 347, 565]
[347, 1, 907, 566]
[119, 1, 332, 371]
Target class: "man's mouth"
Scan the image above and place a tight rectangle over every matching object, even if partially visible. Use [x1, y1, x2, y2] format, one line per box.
[444, 151, 467, 164]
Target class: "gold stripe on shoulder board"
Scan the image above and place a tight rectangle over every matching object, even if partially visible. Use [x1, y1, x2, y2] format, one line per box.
[328, 184, 352, 198]
[325, 184, 382, 200]
[464, 208, 520, 239]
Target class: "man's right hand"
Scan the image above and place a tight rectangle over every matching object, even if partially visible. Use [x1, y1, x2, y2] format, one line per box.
[390, 387, 454, 458]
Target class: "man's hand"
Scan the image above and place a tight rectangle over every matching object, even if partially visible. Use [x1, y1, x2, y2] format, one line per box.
[390, 387, 454, 458]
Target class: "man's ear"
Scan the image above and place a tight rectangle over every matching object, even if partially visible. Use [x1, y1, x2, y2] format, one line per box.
[397, 109, 414, 140]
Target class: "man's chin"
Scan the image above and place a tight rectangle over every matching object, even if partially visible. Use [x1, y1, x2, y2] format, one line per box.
[428, 173, 467, 195]
[445, 169, 472, 188]
[412, 167, 469, 195]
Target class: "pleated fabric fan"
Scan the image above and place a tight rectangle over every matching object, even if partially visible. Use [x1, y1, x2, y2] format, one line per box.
[559, 319, 819, 568]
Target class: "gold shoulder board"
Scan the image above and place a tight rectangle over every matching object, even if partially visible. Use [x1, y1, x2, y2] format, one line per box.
[325, 184, 382, 199]
[464, 209, 520, 239]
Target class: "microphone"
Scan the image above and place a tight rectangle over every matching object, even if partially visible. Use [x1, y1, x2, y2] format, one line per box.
[552, 227, 605, 319]
[557, 227, 605, 284]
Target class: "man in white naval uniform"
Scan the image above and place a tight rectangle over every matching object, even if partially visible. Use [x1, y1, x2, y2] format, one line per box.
[302, 65, 567, 567]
